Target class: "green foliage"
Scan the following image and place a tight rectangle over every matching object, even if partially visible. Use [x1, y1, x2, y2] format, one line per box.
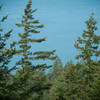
[0, 4, 15, 99]
[13, 0, 56, 70]
[49, 14, 100, 100]
[49, 56, 63, 80]
[1, 2, 100, 100]
[64, 60, 74, 71]
[11, 68, 48, 99]
[9, 0, 56, 99]
[49, 57, 64, 100]
[74, 13, 100, 66]
[49, 71, 66, 100]
[91, 78, 100, 100]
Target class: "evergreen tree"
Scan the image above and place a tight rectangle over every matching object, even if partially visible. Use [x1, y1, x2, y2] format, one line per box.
[13, 0, 56, 70]
[11, 0, 56, 99]
[64, 60, 74, 72]
[90, 75, 100, 100]
[74, 13, 100, 66]
[64, 63, 91, 100]
[49, 72, 66, 100]
[74, 13, 100, 100]
[12, 68, 50, 100]
[0, 4, 16, 99]
[74, 13, 100, 91]
[49, 56, 63, 80]
[49, 57, 65, 100]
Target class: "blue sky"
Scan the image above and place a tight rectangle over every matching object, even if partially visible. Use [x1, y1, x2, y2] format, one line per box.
[0, 0, 100, 64]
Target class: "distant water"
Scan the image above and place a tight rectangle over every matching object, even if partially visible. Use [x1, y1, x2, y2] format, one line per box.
[0, 0, 100, 65]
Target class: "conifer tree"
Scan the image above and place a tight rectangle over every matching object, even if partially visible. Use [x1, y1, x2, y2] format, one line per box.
[49, 57, 65, 100]
[49, 72, 66, 100]
[0, 5, 13, 71]
[0, 4, 15, 99]
[11, 0, 56, 99]
[13, 0, 56, 70]
[49, 56, 63, 80]
[74, 13, 100, 100]
[90, 76, 100, 100]
[74, 13, 100, 66]
[63, 63, 91, 100]
[12, 67, 50, 100]
[64, 60, 74, 72]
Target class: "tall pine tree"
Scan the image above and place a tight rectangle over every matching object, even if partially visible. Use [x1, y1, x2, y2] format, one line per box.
[74, 13, 100, 99]
[74, 13, 100, 66]
[0, 4, 15, 99]
[13, 0, 56, 70]
[11, 0, 56, 99]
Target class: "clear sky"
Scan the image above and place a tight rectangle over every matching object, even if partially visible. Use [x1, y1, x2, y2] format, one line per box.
[0, 0, 100, 64]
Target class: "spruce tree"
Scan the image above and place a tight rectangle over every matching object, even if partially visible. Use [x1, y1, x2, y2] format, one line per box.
[74, 13, 100, 100]
[49, 56, 63, 80]
[74, 13, 100, 66]
[49, 57, 65, 100]
[90, 76, 100, 100]
[49, 72, 66, 100]
[13, 0, 56, 70]
[11, 0, 56, 99]
[0, 4, 15, 99]
[12, 67, 50, 100]
[0, 5, 13, 71]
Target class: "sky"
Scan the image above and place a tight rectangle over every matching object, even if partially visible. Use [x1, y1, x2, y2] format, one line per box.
[0, 0, 100, 65]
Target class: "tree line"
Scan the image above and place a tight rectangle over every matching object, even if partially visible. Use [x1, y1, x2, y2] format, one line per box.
[0, 0, 100, 100]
